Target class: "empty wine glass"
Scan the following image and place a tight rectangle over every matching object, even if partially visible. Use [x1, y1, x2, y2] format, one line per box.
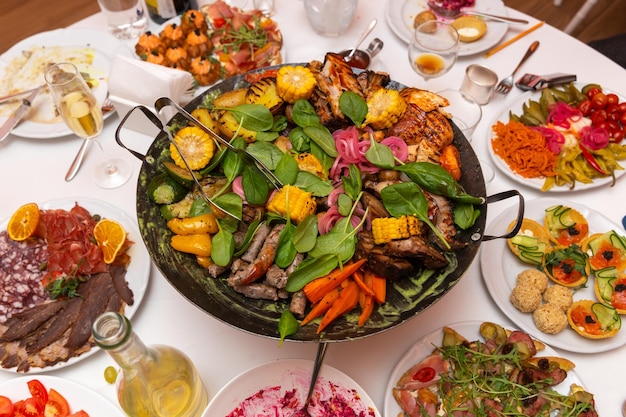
[408, 21, 459, 82]
[45, 63, 132, 188]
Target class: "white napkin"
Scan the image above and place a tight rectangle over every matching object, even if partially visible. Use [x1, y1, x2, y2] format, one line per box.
[108, 54, 195, 107]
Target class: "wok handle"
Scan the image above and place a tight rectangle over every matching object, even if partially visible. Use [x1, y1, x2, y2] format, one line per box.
[115, 105, 165, 161]
[481, 190, 525, 241]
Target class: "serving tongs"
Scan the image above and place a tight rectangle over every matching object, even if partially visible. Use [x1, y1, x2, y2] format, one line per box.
[154, 97, 283, 191]
[115, 99, 282, 221]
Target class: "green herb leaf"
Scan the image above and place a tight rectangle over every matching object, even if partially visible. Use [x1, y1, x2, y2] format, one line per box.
[242, 165, 270, 205]
[380, 182, 427, 218]
[234, 219, 265, 257]
[337, 193, 353, 217]
[285, 254, 338, 292]
[275, 152, 299, 185]
[303, 125, 338, 158]
[310, 141, 335, 171]
[365, 135, 395, 169]
[278, 309, 299, 346]
[339, 91, 367, 127]
[293, 214, 318, 253]
[453, 203, 481, 230]
[289, 127, 311, 152]
[189, 197, 212, 217]
[229, 104, 274, 131]
[275, 222, 297, 268]
[212, 192, 243, 221]
[292, 99, 320, 127]
[246, 141, 284, 170]
[294, 171, 334, 197]
[396, 162, 482, 205]
[341, 164, 362, 201]
[211, 226, 235, 267]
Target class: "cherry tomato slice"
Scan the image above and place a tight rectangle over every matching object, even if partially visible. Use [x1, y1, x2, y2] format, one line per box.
[0, 396, 14, 417]
[412, 366, 436, 382]
[586, 87, 602, 99]
[577, 99, 592, 116]
[27, 379, 48, 405]
[592, 92, 608, 110]
[44, 389, 70, 417]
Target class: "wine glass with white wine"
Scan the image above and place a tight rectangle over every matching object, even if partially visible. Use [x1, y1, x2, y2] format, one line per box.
[44, 62, 132, 188]
[408, 21, 459, 82]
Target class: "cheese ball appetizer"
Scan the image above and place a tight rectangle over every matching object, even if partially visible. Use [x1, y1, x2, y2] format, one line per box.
[533, 303, 568, 334]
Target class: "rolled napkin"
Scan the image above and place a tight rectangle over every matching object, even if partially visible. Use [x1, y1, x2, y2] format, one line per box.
[109, 54, 195, 134]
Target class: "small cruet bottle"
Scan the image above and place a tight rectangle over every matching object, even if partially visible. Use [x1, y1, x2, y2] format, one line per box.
[92, 312, 208, 417]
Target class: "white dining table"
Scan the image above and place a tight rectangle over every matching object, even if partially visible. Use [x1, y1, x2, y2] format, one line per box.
[1, 0, 626, 415]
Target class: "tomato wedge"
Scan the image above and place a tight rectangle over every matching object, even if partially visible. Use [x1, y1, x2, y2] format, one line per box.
[28, 379, 49, 405]
[17, 397, 43, 417]
[44, 389, 70, 417]
[0, 396, 14, 417]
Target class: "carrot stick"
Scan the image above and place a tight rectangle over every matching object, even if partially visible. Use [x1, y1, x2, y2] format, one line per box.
[301, 287, 340, 326]
[303, 258, 367, 304]
[317, 280, 360, 333]
[352, 269, 375, 297]
[365, 270, 386, 304]
[358, 293, 375, 327]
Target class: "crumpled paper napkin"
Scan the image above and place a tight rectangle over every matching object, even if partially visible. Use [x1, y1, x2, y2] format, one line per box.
[108, 54, 195, 134]
[109, 54, 194, 105]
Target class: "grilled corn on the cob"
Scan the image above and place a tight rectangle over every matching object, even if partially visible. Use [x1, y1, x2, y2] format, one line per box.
[276, 65, 317, 103]
[372, 215, 420, 245]
[267, 185, 317, 223]
[363, 88, 407, 130]
[170, 126, 215, 170]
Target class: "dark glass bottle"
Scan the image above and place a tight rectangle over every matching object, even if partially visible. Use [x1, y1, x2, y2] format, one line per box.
[92, 312, 208, 417]
[145, 0, 191, 24]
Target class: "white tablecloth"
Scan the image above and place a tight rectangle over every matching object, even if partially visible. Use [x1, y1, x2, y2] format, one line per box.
[1, 0, 625, 415]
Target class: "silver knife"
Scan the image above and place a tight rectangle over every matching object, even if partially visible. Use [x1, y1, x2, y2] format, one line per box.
[0, 86, 43, 142]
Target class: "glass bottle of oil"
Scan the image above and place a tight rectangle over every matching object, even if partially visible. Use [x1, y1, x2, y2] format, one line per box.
[92, 312, 208, 417]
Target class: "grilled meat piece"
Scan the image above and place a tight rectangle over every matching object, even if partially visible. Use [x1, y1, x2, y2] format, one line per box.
[361, 191, 390, 219]
[309, 53, 364, 126]
[355, 231, 417, 280]
[400, 87, 449, 112]
[25, 297, 81, 354]
[385, 237, 449, 269]
[232, 282, 279, 301]
[389, 103, 454, 149]
[0, 301, 64, 342]
[289, 290, 307, 318]
[426, 192, 466, 251]
[356, 70, 391, 99]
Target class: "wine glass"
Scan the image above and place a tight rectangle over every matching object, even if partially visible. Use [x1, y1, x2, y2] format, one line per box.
[408, 21, 459, 81]
[44, 62, 132, 188]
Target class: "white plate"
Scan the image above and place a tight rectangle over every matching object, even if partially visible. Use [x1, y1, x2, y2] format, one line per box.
[0, 375, 124, 416]
[480, 197, 626, 353]
[0, 197, 150, 373]
[383, 320, 586, 417]
[204, 358, 381, 417]
[384, 0, 509, 56]
[487, 82, 626, 192]
[0, 28, 132, 139]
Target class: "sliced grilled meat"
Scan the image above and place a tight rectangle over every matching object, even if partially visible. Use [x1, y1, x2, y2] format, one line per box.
[110, 265, 134, 306]
[25, 297, 82, 354]
[385, 237, 449, 269]
[356, 70, 390, 98]
[355, 231, 415, 280]
[0, 301, 64, 342]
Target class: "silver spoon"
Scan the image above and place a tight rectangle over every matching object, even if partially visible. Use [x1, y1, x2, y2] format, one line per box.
[344, 19, 377, 62]
[427, 0, 529, 24]
[290, 343, 328, 417]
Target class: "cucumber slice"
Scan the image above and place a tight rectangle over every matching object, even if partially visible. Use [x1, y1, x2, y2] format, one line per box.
[592, 302, 621, 331]
[545, 205, 575, 228]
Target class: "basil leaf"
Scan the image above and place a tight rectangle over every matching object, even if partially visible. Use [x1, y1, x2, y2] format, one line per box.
[365, 135, 395, 169]
[230, 104, 274, 131]
[289, 127, 311, 152]
[380, 182, 428, 218]
[278, 310, 299, 346]
[234, 219, 264, 257]
[275, 223, 297, 268]
[285, 254, 338, 292]
[303, 125, 338, 157]
[337, 193, 353, 217]
[293, 214, 318, 253]
[453, 203, 481, 230]
[246, 141, 284, 170]
[310, 141, 334, 171]
[308, 218, 356, 262]
[272, 115, 288, 132]
[275, 152, 299, 185]
[222, 149, 244, 182]
[190, 197, 212, 217]
[341, 164, 362, 201]
[242, 165, 270, 205]
[255, 131, 279, 142]
[294, 171, 334, 197]
[212, 193, 243, 221]
[292, 99, 320, 127]
[339, 91, 367, 127]
[396, 162, 482, 204]
[211, 227, 235, 267]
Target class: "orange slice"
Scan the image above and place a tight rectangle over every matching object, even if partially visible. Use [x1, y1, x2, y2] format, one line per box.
[7, 202, 40, 241]
[94, 218, 126, 264]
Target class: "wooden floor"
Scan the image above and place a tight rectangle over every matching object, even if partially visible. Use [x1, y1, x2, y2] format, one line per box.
[1, 0, 625, 54]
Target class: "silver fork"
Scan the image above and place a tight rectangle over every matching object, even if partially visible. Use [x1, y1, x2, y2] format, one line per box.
[65, 96, 114, 182]
[494, 40, 540, 95]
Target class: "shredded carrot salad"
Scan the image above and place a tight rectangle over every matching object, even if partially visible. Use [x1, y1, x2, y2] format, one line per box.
[491, 120, 558, 178]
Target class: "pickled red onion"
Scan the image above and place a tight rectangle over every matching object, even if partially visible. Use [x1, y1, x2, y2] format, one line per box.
[546, 102, 582, 129]
[530, 126, 565, 154]
[580, 126, 610, 150]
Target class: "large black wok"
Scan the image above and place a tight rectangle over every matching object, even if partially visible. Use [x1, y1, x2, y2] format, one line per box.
[118, 65, 523, 342]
